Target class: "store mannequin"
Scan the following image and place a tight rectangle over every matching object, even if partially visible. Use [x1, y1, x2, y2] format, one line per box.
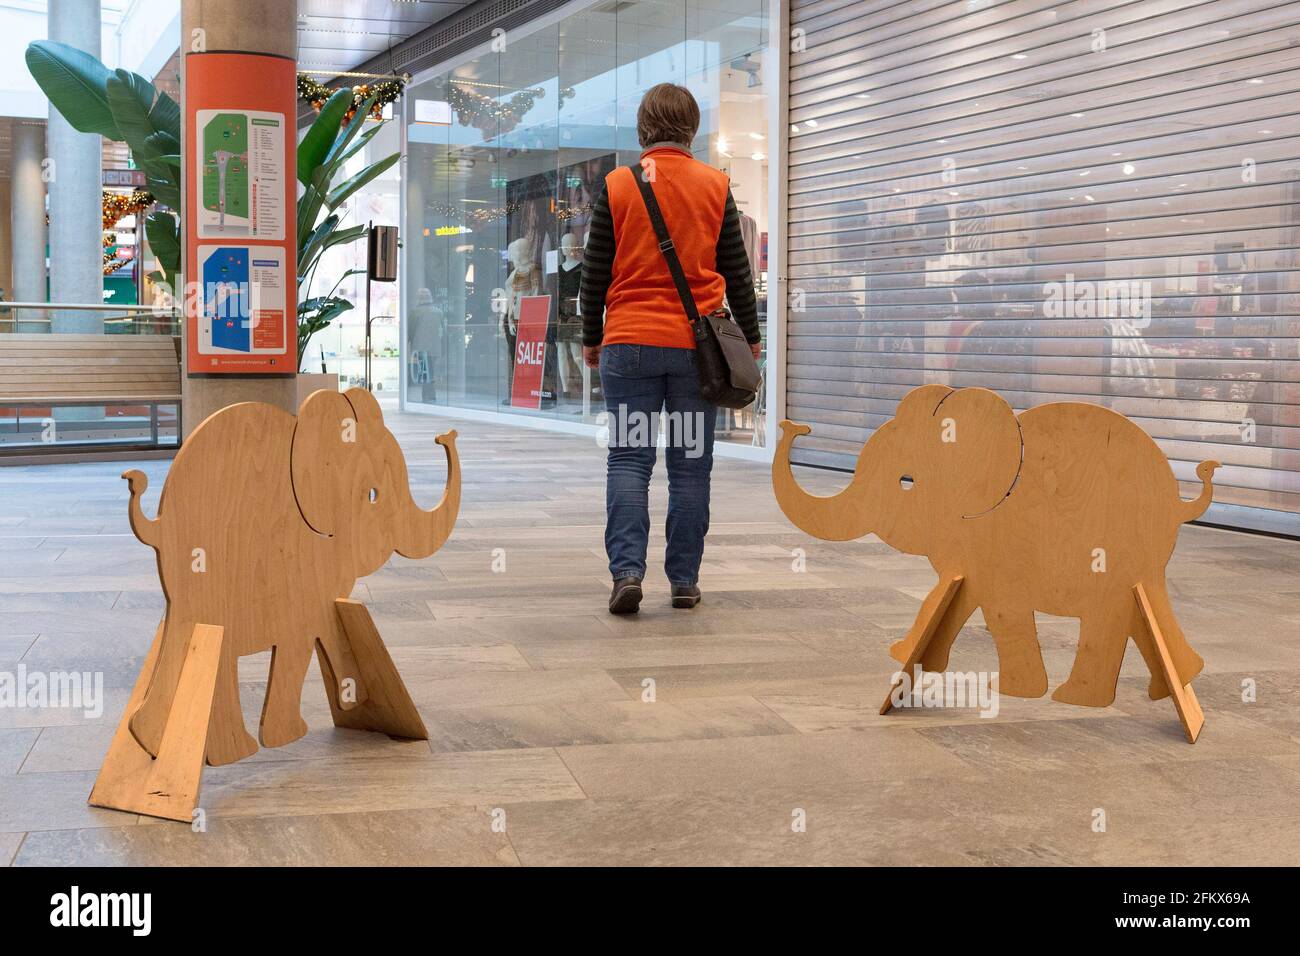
[501, 236, 540, 400]
[503, 236, 541, 340]
[556, 232, 583, 396]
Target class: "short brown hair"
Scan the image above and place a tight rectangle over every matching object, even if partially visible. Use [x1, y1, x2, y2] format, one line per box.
[636, 83, 700, 148]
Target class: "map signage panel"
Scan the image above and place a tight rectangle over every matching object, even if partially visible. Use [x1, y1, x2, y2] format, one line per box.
[184, 52, 296, 376]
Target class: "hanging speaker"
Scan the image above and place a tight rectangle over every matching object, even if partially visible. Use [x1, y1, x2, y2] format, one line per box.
[367, 225, 399, 282]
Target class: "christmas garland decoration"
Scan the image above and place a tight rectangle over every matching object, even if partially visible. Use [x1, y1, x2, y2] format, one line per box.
[298, 74, 406, 122]
[445, 83, 573, 137]
[102, 189, 154, 230]
[425, 198, 521, 227]
[103, 233, 122, 276]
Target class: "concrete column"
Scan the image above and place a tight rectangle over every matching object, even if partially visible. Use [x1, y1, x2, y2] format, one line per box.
[180, 0, 297, 433]
[47, 0, 104, 334]
[9, 122, 48, 333]
[0, 178, 11, 305]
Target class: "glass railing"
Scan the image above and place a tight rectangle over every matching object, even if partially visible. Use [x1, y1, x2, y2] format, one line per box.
[0, 301, 181, 335]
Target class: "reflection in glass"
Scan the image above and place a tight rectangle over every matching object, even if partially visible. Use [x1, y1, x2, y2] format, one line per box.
[403, 0, 770, 443]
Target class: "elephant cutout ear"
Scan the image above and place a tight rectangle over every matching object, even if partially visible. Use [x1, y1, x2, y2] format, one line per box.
[894, 383, 955, 422]
[929, 387, 1023, 518]
[291, 389, 363, 536]
[343, 386, 385, 430]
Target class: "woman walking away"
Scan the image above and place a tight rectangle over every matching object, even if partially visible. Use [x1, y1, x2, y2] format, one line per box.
[580, 83, 761, 615]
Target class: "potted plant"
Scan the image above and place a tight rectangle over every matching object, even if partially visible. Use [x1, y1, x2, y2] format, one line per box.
[27, 43, 399, 396]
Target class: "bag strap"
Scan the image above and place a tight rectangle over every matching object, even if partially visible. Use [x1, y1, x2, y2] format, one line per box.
[626, 162, 703, 331]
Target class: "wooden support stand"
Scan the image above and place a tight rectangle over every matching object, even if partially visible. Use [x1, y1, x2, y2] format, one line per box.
[880, 575, 964, 716]
[319, 599, 428, 741]
[1133, 583, 1205, 744]
[874, 575, 1202, 742]
[90, 623, 224, 823]
[90, 602, 428, 822]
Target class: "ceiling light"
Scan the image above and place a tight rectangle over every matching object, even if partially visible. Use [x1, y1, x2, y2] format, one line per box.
[749, 132, 764, 140]
[1011, 54, 1027, 60]
[1122, 163, 1135, 175]
[751, 152, 765, 161]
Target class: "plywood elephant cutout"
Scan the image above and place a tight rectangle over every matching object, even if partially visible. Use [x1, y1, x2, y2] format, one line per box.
[91, 388, 461, 820]
[774, 384, 1218, 742]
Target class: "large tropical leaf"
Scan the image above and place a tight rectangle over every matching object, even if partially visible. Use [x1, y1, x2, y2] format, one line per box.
[142, 129, 180, 163]
[24, 40, 120, 139]
[105, 69, 160, 157]
[297, 213, 341, 277]
[148, 90, 180, 141]
[296, 88, 352, 186]
[321, 95, 378, 172]
[336, 122, 385, 168]
[299, 224, 367, 287]
[144, 210, 181, 289]
[326, 152, 399, 211]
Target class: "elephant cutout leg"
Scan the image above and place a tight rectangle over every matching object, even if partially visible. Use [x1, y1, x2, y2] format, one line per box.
[983, 604, 1048, 699]
[1053, 601, 1132, 707]
[258, 642, 312, 749]
[204, 648, 258, 766]
[129, 613, 196, 757]
[1135, 579, 1204, 698]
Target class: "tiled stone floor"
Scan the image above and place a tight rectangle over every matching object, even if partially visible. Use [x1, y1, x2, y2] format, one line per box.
[2, 405, 1299, 865]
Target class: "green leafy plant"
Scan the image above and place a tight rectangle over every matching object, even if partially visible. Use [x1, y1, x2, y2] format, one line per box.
[27, 43, 399, 370]
[26, 40, 181, 290]
[295, 88, 398, 369]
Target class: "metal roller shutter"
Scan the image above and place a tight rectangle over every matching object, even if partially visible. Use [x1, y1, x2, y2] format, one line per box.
[785, 0, 1300, 533]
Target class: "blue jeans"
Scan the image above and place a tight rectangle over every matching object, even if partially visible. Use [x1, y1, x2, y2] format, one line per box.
[600, 344, 716, 586]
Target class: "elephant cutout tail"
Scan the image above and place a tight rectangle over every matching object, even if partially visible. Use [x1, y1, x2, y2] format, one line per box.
[1177, 460, 1220, 525]
[122, 470, 162, 549]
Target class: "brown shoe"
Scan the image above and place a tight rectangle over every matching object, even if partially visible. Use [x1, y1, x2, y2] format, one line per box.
[671, 584, 701, 609]
[609, 576, 643, 614]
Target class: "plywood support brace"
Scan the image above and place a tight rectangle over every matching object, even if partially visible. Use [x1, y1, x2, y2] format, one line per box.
[1133, 583, 1205, 744]
[880, 575, 965, 716]
[89, 623, 224, 823]
[319, 598, 428, 741]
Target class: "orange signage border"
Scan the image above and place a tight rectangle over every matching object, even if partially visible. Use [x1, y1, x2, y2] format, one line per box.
[184, 52, 297, 376]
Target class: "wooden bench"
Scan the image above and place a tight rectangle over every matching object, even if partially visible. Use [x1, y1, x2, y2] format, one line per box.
[0, 333, 182, 451]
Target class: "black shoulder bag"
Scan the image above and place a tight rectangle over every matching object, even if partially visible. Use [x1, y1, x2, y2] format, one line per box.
[627, 164, 761, 410]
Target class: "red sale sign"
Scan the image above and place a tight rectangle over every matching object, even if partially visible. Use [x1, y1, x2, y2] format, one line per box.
[511, 294, 551, 409]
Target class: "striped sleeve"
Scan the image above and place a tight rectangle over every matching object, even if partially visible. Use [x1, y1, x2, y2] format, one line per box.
[580, 181, 615, 347]
[716, 189, 760, 344]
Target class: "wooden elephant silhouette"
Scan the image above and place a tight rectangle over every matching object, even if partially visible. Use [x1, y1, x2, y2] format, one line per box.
[773, 384, 1218, 741]
[91, 387, 461, 820]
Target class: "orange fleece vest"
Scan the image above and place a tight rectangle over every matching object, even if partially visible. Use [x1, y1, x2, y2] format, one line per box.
[601, 147, 730, 350]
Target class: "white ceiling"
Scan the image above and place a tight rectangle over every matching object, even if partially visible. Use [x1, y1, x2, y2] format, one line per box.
[296, 0, 473, 78]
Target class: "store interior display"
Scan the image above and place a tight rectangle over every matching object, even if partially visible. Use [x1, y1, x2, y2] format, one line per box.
[773, 383, 1219, 743]
[92, 389, 461, 822]
[402, 13, 770, 440]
